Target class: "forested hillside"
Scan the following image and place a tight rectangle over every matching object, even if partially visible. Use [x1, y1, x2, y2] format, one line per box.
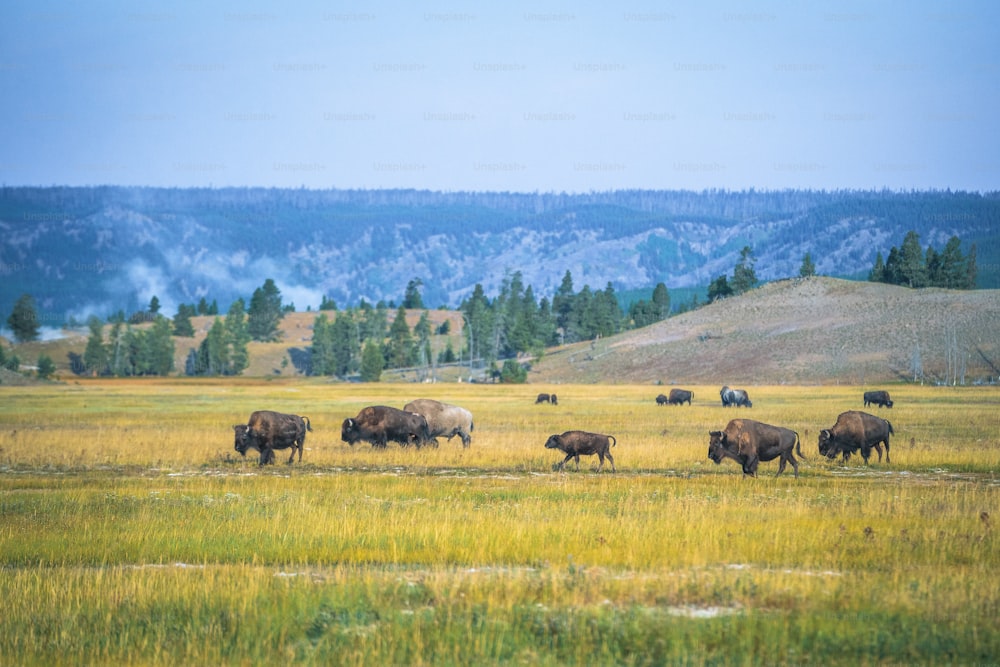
[2, 186, 997, 326]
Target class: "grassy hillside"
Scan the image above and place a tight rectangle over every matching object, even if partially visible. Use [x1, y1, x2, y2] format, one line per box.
[529, 277, 1000, 385]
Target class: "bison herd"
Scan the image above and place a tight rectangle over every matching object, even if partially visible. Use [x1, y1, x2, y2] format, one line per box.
[230, 388, 898, 477]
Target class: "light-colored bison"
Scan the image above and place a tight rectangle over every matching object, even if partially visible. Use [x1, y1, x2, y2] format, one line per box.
[403, 398, 474, 447]
[720, 386, 752, 408]
[233, 410, 311, 465]
[545, 430, 616, 472]
[818, 410, 893, 464]
[708, 418, 803, 477]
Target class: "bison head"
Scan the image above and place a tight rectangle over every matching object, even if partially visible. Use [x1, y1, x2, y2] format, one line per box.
[817, 429, 836, 458]
[341, 418, 360, 446]
[707, 430, 729, 463]
[544, 434, 562, 450]
[233, 424, 252, 456]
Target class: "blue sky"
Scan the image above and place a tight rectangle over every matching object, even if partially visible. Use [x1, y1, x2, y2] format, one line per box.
[1, 0, 997, 192]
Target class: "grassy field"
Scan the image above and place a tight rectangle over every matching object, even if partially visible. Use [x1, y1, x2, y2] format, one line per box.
[1, 379, 998, 665]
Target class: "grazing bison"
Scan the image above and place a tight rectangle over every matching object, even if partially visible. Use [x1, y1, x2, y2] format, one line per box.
[720, 386, 752, 408]
[863, 390, 894, 409]
[667, 388, 694, 405]
[708, 418, 804, 477]
[233, 410, 312, 466]
[818, 411, 893, 464]
[545, 430, 617, 472]
[655, 393, 669, 406]
[535, 393, 558, 405]
[341, 405, 430, 449]
[403, 398, 474, 447]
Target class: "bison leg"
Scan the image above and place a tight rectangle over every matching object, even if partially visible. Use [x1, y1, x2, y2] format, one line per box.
[555, 453, 575, 471]
[777, 453, 798, 478]
[741, 454, 759, 477]
[603, 450, 616, 473]
[460, 431, 471, 448]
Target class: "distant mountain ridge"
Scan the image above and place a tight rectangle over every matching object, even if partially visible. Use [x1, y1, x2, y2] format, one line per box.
[1, 186, 997, 324]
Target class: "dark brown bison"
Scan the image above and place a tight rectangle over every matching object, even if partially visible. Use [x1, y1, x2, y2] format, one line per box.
[403, 398, 474, 447]
[341, 405, 430, 449]
[667, 388, 694, 405]
[863, 390, 894, 409]
[535, 392, 558, 405]
[545, 430, 616, 472]
[818, 411, 893, 464]
[720, 386, 752, 408]
[708, 418, 804, 477]
[655, 393, 669, 405]
[233, 410, 312, 466]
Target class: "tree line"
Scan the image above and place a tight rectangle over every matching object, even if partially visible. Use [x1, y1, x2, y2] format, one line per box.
[868, 231, 977, 289]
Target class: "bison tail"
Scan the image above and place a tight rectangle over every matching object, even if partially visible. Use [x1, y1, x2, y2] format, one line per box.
[609, 435, 617, 447]
[303, 416, 313, 431]
[886, 420, 894, 435]
[794, 431, 806, 459]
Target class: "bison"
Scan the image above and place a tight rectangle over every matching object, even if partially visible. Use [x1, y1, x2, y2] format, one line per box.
[863, 390, 894, 409]
[655, 393, 669, 406]
[341, 405, 430, 449]
[545, 430, 617, 472]
[403, 398, 474, 447]
[535, 392, 558, 405]
[818, 411, 893, 464]
[708, 418, 804, 477]
[720, 386, 752, 408]
[667, 388, 694, 405]
[233, 410, 312, 466]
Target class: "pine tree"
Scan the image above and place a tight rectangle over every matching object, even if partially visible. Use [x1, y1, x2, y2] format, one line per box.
[403, 279, 424, 309]
[36, 354, 56, 380]
[553, 270, 575, 338]
[224, 299, 251, 374]
[360, 339, 384, 381]
[387, 306, 415, 368]
[146, 316, 175, 375]
[330, 311, 359, 376]
[938, 236, 966, 289]
[965, 243, 978, 289]
[173, 304, 196, 337]
[149, 296, 161, 314]
[247, 278, 283, 342]
[319, 295, 337, 311]
[869, 252, 886, 282]
[651, 283, 670, 319]
[7, 293, 40, 342]
[898, 231, 926, 288]
[799, 252, 816, 278]
[731, 246, 758, 294]
[83, 315, 109, 375]
[310, 313, 334, 375]
[707, 275, 733, 302]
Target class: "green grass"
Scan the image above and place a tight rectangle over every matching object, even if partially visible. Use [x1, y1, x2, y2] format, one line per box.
[1, 379, 998, 665]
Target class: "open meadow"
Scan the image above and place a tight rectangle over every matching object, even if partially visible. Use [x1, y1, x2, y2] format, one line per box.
[1, 379, 998, 665]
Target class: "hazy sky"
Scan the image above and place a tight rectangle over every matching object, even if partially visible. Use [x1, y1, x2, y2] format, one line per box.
[2, 0, 997, 192]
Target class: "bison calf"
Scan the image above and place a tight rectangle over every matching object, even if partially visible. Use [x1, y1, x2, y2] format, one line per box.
[545, 430, 616, 472]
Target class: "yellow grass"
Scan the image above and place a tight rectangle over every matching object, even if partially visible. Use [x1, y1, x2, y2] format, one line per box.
[1, 379, 998, 664]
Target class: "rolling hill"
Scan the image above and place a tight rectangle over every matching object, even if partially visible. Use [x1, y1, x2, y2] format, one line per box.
[527, 277, 1000, 385]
